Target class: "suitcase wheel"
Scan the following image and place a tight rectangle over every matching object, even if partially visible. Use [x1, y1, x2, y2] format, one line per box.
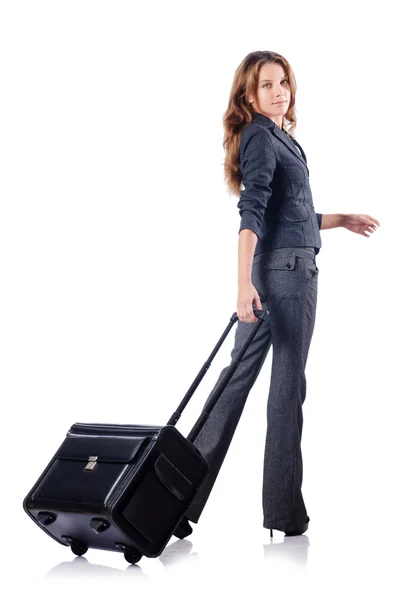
[173, 516, 193, 539]
[70, 540, 88, 557]
[61, 535, 88, 557]
[124, 546, 143, 565]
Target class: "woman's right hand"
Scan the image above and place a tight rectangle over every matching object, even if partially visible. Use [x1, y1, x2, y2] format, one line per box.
[237, 281, 262, 323]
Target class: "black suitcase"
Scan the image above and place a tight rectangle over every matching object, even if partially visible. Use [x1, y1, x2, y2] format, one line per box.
[23, 308, 268, 564]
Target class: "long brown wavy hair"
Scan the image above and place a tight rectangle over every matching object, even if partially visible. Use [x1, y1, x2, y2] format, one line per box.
[223, 50, 298, 197]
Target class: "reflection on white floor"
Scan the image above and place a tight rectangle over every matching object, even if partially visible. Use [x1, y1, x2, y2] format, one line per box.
[44, 534, 309, 578]
[45, 538, 200, 578]
[8, 490, 397, 600]
[263, 534, 310, 570]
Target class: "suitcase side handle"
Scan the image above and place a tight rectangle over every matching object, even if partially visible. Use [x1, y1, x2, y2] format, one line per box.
[166, 309, 269, 442]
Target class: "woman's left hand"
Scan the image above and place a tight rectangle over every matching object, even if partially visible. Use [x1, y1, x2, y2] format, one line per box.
[342, 214, 380, 237]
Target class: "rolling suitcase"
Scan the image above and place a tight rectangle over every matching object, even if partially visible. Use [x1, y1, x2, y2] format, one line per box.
[23, 308, 268, 564]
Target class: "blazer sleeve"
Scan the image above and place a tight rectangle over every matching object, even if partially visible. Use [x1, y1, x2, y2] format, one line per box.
[316, 212, 323, 230]
[237, 127, 277, 239]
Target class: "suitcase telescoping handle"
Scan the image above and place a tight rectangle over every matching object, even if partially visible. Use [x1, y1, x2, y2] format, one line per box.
[167, 308, 269, 444]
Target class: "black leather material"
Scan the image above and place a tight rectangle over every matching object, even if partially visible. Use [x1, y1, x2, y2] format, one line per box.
[57, 432, 153, 463]
[23, 423, 209, 559]
[154, 453, 192, 500]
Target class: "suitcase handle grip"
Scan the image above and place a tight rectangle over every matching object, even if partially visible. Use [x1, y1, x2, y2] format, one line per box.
[167, 308, 269, 442]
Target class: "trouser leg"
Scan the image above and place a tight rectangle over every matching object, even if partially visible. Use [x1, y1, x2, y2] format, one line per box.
[186, 247, 318, 529]
[185, 310, 272, 523]
[260, 249, 318, 531]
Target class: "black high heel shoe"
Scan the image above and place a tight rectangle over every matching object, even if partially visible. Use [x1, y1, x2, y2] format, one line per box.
[269, 516, 310, 538]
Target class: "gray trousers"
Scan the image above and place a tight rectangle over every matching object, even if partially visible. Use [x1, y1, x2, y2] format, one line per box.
[185, 246, 319, 532]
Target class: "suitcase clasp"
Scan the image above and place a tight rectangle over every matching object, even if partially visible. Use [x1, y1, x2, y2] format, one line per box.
[85, 456, 98, 470]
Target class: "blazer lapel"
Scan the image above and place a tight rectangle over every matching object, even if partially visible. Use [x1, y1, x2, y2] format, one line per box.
[251, 112, 309, 176]
[271, 127, 309, 175]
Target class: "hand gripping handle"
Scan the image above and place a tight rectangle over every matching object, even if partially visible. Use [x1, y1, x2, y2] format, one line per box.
[167, 309, 269, 443]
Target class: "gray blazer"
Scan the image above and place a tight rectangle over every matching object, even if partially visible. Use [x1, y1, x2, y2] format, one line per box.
[237, 111, 322, 255]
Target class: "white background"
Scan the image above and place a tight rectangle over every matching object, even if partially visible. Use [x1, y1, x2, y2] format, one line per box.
[1, 0, 395, 598]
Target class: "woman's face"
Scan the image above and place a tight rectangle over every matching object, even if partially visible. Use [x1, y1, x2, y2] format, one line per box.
[248, 62, 291, 123]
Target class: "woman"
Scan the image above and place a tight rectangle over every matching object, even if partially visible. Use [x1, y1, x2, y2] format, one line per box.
[175, 50, 380, 539]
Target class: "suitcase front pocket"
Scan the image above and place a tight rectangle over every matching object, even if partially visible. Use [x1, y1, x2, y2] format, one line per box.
[121, 453, 193, 545]
[32, 459, 130, 509]
[154, 453, 192, 500]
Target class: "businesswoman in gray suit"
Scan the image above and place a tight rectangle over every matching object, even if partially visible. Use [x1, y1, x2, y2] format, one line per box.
[175, 50, 379, 539]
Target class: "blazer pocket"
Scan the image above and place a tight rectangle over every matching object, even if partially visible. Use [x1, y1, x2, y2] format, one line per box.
[281, 205, 310, 222]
